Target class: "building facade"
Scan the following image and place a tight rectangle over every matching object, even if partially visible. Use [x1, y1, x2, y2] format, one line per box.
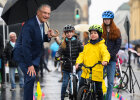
[129, 0, 140, 41]
[114, 3, 130, 45]
[49, 0, 91, 34]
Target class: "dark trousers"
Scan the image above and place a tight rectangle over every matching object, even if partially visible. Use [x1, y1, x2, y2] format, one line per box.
[19, 63, 38, 100]
[79, 77, 103, 100]
[61, 71, 70, 100]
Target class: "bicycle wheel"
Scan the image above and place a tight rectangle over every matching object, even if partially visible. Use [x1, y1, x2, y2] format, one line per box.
[77, 85, 96, 100]
[114, 71, 128, 89]
[77, 85, 89, 100]
[73, 75, 77, 100]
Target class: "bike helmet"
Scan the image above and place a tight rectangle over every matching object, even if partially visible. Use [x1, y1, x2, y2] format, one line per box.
[88, 24, 103, 33]
[63, 24, 75, 32]
[102, 10, 114, 19]
[88, 25, 103, 38]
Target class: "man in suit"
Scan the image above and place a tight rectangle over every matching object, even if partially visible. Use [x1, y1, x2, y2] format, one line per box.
[13, 4, 55, 100]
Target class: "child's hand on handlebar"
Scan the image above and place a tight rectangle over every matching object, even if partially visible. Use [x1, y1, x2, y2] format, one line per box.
[55, 57, 61, 61]
[102, 61, 108, 66]
[75, 63, 79, 70]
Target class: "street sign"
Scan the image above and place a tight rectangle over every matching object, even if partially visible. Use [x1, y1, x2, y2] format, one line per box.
[124, 16, 130, 36]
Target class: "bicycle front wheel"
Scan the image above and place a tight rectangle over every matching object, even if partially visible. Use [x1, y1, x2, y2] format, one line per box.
[73, 75, 77, 100]
[77, 85, 89, 100]
[77, 85, 96, 100]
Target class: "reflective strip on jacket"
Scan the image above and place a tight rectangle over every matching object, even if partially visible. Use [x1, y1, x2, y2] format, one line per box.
[76, 39, 110, 82]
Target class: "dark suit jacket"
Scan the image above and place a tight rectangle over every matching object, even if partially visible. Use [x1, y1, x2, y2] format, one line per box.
[13, 16, 51, 67]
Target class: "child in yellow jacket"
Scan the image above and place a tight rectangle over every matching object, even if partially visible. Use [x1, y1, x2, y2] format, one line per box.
[75, 24, 110, 100]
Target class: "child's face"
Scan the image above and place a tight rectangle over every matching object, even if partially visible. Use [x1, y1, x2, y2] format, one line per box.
[90, 31, 99, 40]
[103, 18, 111, 25]
[65, 31, 74, 39]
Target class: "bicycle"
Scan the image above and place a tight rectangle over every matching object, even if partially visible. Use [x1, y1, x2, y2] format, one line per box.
[60, 57, 79, 100]
[77, 62, 102, 100]
[103, 55, 129, 89]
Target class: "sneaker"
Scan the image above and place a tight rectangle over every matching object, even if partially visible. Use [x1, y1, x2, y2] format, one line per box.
[58, 78, 63, 82]
[48, 70, 52, 72]
[10, 88, 15, 91]
[65, 92, 68, 97]
[20, 86, 24, 89]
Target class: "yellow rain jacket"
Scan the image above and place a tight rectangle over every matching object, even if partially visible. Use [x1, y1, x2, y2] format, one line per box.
[76, 39, 110, 82]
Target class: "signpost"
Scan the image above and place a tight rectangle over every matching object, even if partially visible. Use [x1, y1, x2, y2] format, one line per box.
[123, 16, 140, 93]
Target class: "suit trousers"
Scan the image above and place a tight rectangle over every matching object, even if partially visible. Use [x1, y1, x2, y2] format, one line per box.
[19, 63, 38, 100]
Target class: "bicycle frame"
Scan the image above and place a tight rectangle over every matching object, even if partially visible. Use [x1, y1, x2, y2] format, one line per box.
[77, 62, 102, 100]
[61, 57, 79, 99]
[116, 56, 123, 77]
[69, 65, 79, 94]
[104, 55, 129, 89]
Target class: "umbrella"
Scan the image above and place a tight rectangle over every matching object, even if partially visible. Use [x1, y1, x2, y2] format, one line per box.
[0, 0, 7, 8]
[74, 24, 90, 32]
[1, 0, 65, 25]
[130, 39, 140, 45]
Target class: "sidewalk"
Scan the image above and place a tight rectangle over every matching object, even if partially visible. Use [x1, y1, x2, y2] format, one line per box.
[0, 60, 140, 100]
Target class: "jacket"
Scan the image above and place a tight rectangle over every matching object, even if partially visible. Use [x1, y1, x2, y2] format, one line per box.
[106, 38, 121, 61]
[56, 37, 83, 72]
[4, 42, 18, 67]
[76, 39, 110, 82]
[12, 16, 51, 67]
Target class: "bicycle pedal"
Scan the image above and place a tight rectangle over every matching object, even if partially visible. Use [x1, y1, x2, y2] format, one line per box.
[65, 92, 68, 97]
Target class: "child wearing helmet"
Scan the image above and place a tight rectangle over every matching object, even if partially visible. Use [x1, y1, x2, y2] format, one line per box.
[102, 10, 122, 100]
[55, 24, 83, 100]
[76, 24, 110, 100]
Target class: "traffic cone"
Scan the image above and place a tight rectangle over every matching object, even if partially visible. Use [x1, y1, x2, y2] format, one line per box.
[37, 81, 42, 96]
[117, 94, 119, 98]
[115, 92, 118, 97]
[35, 92, 38, 97]
[33, 95, 35, 100]
[37, 95, 42, 100]
[42, 92, 45, 97]
[119, 95, 122, 100]
[120, 96, 122, 100]
[112, 92, 115, 97]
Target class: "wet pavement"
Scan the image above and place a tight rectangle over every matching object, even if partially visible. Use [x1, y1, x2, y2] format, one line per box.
[0, 60, 140, 100]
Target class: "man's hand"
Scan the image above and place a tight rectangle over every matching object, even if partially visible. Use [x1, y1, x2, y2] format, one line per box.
[47, 29, 59, 38]
[102, 61, 108, 66]
[47, 29, 53, 38]
[27, 65, 36, 77]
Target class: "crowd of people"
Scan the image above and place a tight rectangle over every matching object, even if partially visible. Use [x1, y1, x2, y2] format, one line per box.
[0, 3, 140, 100]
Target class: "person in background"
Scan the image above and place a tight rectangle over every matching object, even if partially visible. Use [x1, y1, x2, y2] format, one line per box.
[50, 41, 59, 69]
[82, 31, 89, 45]
[54, 33, 65, 82]
[0, 34, 4, 88]
[134, 45, 140, 70]
[4, 32, 24, 91]
[102, 10, 122, 100]
[75, 30, 81, 40]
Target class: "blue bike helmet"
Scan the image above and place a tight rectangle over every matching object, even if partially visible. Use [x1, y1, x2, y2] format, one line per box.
[102, 10, 114, 19]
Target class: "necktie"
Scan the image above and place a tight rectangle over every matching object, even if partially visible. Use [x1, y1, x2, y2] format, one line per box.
[40, 24, 44, 39]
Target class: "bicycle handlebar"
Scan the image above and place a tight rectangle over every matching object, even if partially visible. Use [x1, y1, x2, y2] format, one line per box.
[79, 61, 102, 69]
